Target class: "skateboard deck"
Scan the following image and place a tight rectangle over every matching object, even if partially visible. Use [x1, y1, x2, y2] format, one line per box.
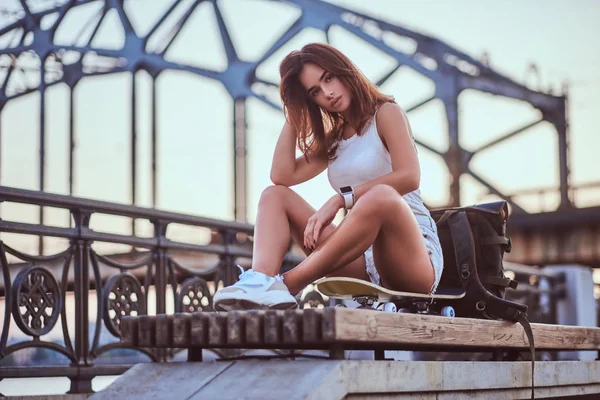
[315, 277, 465, 302]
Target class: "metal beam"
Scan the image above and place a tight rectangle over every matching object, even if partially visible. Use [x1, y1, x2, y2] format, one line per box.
[507, 225, 600, 267]
[458, 74, 563, 110]
[509, 206, 600, 228]
[473, 118, 544, 155]
[233, 99, 247, 221]
[152, 78, 158, 208]
[438, 78, 461, 206]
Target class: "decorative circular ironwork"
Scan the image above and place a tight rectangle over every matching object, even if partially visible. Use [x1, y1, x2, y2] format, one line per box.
[103, 273, 146, 337]
[210, 270, 227, 296]
[299, 290, 326, 309]
[12, 265, 62, 337]
[177, 277, 212, 313]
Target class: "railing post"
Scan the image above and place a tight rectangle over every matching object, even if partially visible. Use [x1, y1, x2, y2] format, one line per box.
[69, 209, 93, 393]
[220, 229, 237, 286]
[153, 219, 169, 361]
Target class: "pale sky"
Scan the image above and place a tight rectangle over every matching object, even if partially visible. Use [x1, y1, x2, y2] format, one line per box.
[0, 0, 599, 254]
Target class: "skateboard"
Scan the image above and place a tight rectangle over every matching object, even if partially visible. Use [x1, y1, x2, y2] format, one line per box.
[315, 277, 466, 317]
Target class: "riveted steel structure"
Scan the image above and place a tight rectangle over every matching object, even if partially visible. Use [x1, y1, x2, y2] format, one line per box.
[0, 0, 575, 221]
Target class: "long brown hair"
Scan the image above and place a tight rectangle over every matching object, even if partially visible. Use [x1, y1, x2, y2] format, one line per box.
[279, 42, 394, 161]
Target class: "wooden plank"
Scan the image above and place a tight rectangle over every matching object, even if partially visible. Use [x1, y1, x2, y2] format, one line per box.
[121, 309, 600, 351]
[331, 308, 600, 350]
[173, 313, 191, 348]
[282, 310, 302, 344]
[190, 312, 208, 346]
[244, 310, 264, 345]
[120, 316, 138, 346]
[263, 310, 282, 345]
[302, 308, 322, 343]
[155, 314, 173, 348]
[208, 313, 227, 346]
[138, 315, 155, 347]
[227, 311, 245, 346]
[321, 308, 336, 342]
[524, 323, 600, 350]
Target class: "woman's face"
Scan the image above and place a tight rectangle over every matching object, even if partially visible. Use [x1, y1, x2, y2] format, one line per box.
[298, 63, 351, 114]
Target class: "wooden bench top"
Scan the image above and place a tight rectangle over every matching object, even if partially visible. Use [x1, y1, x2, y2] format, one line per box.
[120, 308, 600, 353]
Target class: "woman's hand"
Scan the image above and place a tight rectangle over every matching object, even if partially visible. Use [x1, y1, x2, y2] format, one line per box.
[304, 194, 344, 251]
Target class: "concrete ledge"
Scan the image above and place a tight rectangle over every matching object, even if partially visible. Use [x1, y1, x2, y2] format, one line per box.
[90, 360, 600, 399]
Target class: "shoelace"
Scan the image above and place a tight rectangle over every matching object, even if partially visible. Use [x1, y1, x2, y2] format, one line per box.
[237, 266, 255, 281]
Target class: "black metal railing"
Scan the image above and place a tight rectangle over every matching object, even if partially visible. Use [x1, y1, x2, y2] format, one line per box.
[0, 186, 305, 393]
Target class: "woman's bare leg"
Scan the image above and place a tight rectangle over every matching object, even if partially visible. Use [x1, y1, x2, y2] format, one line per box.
[251, 185, 368, 280]
[283, 184, 434, 295]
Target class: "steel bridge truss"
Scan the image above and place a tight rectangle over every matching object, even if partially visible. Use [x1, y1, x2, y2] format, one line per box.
[0, 0, 571, 223]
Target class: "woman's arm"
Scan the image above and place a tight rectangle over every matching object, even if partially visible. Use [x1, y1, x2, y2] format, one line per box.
[270, 121, 328, 187]
[352, 102, 421, 201]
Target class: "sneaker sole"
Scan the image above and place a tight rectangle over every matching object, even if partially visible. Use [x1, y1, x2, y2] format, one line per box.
[213, 299, 298, 312]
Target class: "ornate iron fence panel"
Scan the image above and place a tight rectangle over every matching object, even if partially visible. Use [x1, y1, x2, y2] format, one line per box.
[0, 185, 303, 393]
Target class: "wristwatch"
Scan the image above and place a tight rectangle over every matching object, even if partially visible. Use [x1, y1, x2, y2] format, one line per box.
[339, 186, 355, 210]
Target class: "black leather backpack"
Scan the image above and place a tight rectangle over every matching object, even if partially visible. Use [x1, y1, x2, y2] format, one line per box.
[431, 201, 535, 399]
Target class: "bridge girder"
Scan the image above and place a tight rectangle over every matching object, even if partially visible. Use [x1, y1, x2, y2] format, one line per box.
[507, 206, 600, 267]
[0, 0, 589, 266]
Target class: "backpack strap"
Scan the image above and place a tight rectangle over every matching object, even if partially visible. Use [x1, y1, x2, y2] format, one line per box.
[480, 234, 517, 289]
[446, 210, 479, 285]
[435, 209, 458, 227]
[481, 235, 512, 252]
[482, 276, 519, 289]
[517, 311, 536, 399]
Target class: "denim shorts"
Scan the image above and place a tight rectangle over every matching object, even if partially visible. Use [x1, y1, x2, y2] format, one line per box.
[365, 214, 444, 295]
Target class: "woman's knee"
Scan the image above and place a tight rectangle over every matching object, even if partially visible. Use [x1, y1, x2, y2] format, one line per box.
[259, 185, 294, 206]
[355, 184, 404, 213]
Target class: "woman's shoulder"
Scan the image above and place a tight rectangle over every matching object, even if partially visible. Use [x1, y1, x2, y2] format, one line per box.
[374, 102, 408, 135]
[375, 102, 405, 123]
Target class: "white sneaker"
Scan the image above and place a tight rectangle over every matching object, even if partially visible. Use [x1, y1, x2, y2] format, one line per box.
[213, 268, 298, 312]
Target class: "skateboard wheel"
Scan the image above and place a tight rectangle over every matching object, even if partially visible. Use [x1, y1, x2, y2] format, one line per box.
[397, 307, 411, 314]
[382, 302, 397, 313]
[440, 306, 455, 318]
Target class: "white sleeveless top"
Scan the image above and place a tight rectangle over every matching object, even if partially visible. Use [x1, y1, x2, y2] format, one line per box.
[327, 111, 432, 222]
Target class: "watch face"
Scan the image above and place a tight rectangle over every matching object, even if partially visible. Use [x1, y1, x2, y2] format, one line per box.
[340, 186, 352, 194]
